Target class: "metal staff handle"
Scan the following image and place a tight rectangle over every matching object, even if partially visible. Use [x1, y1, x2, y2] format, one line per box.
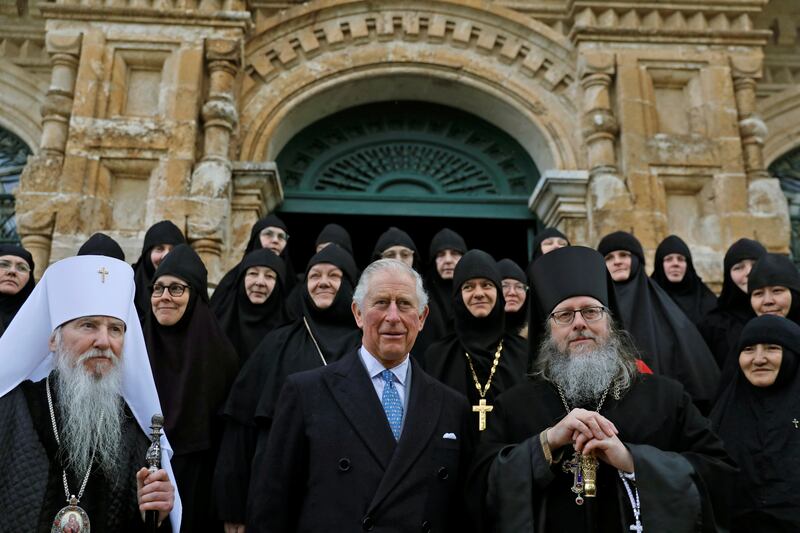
[144, 413, 164, 531]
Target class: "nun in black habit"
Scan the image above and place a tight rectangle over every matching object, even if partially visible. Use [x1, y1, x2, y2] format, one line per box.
[747, 253, 800, 325]
[211, 214, 297, 312]
[77, 232, 126, 261]
[212, 248, 289, 362]
[143, 244, 240, 532]
[597, 231, 719, 412]
[131, 220, 186, 320]
[651, 235, 717, 326]
[698, 238, 767, 368]
[0, 243, 35, 334]
[371, 226, 420, 270]
[314, 222, 353, 255]
[497, 258, 529, 339]
[530, 226, 570, 262]
[467, 246, 735, 533]
[213, 244, 361, 528]
[423, 228, 467, 348]
[711, 315, 800, 532]
[423, 249, 528, 437]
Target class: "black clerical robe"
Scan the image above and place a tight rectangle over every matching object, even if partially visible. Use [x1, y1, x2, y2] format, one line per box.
[0, 378, 169, 532]
[468, 375, 735, 533]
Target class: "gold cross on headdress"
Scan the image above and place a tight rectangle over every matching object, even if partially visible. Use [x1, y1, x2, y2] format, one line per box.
[98, 267, 109, 283]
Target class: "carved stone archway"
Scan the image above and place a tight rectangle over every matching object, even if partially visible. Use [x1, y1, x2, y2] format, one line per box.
[0, 59, 46, 155]
[239, 0, 581, 174]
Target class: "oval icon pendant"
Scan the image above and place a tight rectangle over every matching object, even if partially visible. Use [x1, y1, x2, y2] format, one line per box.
[52, 502, 90, 532]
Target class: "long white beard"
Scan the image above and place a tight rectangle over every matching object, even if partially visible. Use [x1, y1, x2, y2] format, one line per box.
[54, 345, 124, 479]
[545, 336, 621, 407]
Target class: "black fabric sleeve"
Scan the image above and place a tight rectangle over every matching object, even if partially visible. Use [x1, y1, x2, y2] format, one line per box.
[245, 379, 308, 533]
[213, 420, 258, 523]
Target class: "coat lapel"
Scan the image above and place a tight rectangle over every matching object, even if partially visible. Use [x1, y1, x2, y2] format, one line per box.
[368, 358, 443, 512]
[324, 350, 397, 470]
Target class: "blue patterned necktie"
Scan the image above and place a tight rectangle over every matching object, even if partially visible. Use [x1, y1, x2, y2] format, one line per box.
[381, 369, 403, 441]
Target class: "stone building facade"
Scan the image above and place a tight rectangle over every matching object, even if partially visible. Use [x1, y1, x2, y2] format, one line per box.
[0, 0, 797, 285]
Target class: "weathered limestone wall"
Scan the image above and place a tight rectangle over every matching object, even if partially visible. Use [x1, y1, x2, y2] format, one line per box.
[0, 0, 795, 286]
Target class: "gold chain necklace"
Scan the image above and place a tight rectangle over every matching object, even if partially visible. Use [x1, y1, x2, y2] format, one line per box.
[464, 339, 503, 431]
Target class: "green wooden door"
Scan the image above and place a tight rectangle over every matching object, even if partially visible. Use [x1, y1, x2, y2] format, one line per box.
[276, 101, 540, 220]
[769, 147, 800, 267]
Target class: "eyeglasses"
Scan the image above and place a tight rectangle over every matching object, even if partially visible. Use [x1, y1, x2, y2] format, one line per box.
[151, 282, 190, 297]
[0, 259, 31, 274]
[501, 281, 527, 293]
[549, 306, 607, 326]
[260, 229, 289, 242]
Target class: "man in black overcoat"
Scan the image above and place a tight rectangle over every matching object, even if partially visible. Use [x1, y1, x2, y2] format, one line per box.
[246, 258, 473, 533]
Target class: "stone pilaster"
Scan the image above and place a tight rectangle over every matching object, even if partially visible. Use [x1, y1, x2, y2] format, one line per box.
[15, 31, 82, 278]
[731, 55, 769, 181]
[188, 38, 242, 282]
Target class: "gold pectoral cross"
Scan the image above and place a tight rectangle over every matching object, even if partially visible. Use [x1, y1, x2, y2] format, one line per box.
[98, 267, 109, 283]
[472, 398, 493, 431]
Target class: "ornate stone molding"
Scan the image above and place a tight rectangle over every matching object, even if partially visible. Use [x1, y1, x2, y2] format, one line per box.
[528, 169, 589, 227]
[569, 2, 771, 46]
[246, 1, 575, 96]
[37, 0, 250, 26]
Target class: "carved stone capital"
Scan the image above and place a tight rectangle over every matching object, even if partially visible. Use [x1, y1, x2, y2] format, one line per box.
[206, 38, 241, 65]
[45, 32, 83, 56]
[578, 51, 615, 79]
[730, 54, 763, 80]
[232, 161, 284, 215]
[528, 170, 589, 227]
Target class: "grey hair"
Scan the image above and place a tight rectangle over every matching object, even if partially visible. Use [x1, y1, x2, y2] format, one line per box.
[353, 259, 429, 313]
[532, 315, 640, 395]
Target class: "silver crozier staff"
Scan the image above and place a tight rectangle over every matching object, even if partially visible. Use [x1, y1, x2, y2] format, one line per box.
[144, 413, 164, 531]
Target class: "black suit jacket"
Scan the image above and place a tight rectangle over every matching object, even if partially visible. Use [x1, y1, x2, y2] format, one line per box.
[246, 349, 473, 533]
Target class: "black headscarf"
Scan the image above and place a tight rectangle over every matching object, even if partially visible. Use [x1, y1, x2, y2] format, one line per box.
[651, 235, 717, 326]
[315, 223, 353, 256]
[77, 233, 125, 261]
[243, 244, 361, 427]
[699, 238, 767, 368]
[496, 258, 528, 337]
[212, 248, 289, 361]
[0, 244, 35, 331]
[132, 220, 186, 320]
[143, 244, 239, 455]
[711, 315, 800, 529]
[422, 228, 467, 346]
[531, 227, 570, 261]
[597, 231, 719, 410]
[748, 253, 800, 324]
[423, 250, 528, 429]
[212, 214, 297, 312]
[371, 227, 420, 271]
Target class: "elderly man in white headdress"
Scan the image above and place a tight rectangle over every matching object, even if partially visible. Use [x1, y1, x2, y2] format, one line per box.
[0, 255, 181, 531]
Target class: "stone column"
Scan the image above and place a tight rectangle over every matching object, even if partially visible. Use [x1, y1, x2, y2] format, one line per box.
[17, 31, 82, 278]
[528, 170, 590, 245]
[731, 55, 769, 181]
[188, 38, 241, 283]
[579, 51, 619, 177]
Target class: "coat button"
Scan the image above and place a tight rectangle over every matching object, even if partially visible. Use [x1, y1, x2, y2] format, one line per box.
[437, 467, 449, 480]
[421, 520, 431, 533]
[362, 515, 374, 530]
[338, 458, 351, 472]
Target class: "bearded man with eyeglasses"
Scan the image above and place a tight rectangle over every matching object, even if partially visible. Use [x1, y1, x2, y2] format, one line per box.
[468, 246, 736, 533]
